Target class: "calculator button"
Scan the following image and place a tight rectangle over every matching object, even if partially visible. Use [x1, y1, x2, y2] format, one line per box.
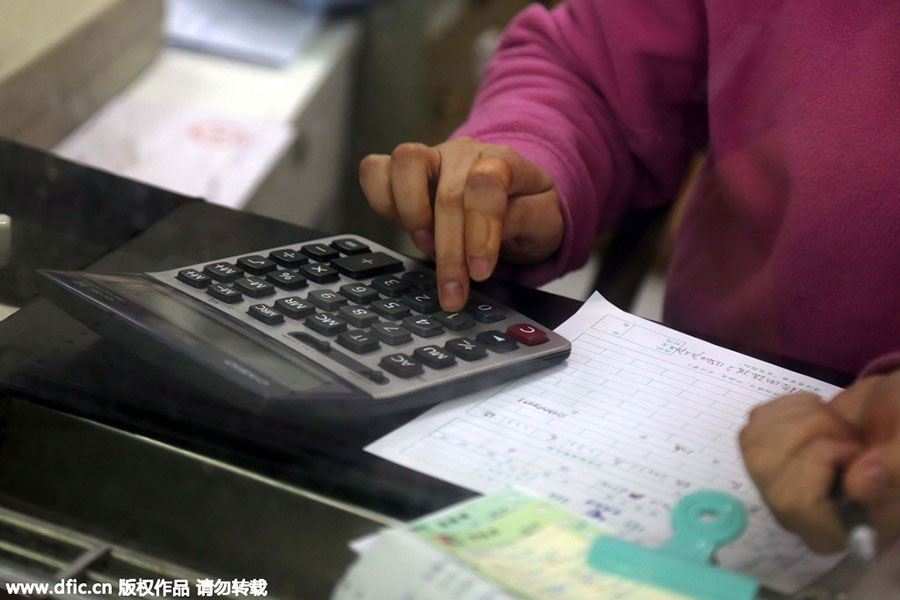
[207, 283, 242, 303]
[379, 353, 424, 378]
[204, 262, 243, 282]
[301, 243, 340, 261]
[248, 303, 284, 325]
[339, 283, 380, 304]
[233, 276, 276, 298]
[371, 275, 411, 298]
[299, 263, 340, 283]
[434, 310, 475, 331]
[402, 291, 439, 314]
[330, 238, 370, 255]
[308, 289, 347, 311]
[371, 299, 411, 320]
[333, 252, 403, 280]
[269, 249, 308, 268]
[304, 312, 348, 336]
[371, 322, 412, 346]
[339, 305, 380, 328]
[476, 330, 518, 353]
[237, 255, 277, 275]
[401, 270, 437, 290]
[506, 323, 549, 346]
[466, 301, 506, 323]
[402, 315, 443, 338]
[445, 337, 488, 361]
[275, 296, 316, 319]
[177, 268, 211, 288]
[337, 330, 380, 354]
[413, 345, 457, 369]
[267, 269, 307, 290]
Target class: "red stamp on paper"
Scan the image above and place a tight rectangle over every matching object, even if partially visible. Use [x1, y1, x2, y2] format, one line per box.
[187, 119, 249, 147]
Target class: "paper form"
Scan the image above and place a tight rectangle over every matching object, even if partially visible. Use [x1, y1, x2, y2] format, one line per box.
[367, 293, 844, 594]
[332, 528, 516, 600]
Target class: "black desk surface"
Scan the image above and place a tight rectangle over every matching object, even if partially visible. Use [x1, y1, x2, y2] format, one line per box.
[0, 140, 582, 521]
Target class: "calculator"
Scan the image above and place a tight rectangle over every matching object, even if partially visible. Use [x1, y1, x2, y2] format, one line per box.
[36, 235, 570, 416]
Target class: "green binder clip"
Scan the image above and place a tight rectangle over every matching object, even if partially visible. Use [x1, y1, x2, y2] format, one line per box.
[587, 491, 759, 600]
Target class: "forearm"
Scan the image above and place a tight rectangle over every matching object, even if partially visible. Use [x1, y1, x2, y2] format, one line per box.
[454, 0, 709, 284]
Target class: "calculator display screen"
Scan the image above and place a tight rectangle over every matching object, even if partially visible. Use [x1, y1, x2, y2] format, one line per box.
[102, 275, 332, 391]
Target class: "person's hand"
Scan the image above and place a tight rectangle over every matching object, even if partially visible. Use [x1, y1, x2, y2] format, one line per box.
[359, 137, 563, 312]
[830, 372, 900, 549]
[739, 372, 900, 554]
[739, 392, 863, 552]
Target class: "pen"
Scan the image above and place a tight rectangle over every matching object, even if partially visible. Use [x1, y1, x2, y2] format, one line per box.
[833, 485, 877, 562]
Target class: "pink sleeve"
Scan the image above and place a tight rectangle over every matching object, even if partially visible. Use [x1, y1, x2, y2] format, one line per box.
[858, 351, 900, 379]
[453, 0, 708, 286]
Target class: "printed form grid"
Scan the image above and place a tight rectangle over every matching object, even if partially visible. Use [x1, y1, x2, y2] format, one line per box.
[372, 295, 843, 592]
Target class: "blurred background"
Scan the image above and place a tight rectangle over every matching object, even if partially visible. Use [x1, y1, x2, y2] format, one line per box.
[0, 0, 668, 319]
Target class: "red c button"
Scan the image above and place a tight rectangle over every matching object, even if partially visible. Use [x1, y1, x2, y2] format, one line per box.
[506, 323, 549, 346]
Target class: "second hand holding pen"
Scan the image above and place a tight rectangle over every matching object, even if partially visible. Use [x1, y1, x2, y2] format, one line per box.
[838, 498, 877, 562]
[831, 476, 877, 563]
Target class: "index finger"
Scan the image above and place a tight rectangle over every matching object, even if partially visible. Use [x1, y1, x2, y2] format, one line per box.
[432, 149, 477, 312]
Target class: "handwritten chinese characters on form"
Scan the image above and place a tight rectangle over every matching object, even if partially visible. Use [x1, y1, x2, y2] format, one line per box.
[367, 293, 843, 594]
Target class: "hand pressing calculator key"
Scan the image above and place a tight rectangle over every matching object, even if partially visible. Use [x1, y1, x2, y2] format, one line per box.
[36, 235, 570, 416]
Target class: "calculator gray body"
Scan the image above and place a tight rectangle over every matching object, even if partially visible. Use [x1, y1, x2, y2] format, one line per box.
[37, 235, 570, 417]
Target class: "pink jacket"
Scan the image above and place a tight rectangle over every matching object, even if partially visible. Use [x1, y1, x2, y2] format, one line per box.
[453, 0, 900, 377]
